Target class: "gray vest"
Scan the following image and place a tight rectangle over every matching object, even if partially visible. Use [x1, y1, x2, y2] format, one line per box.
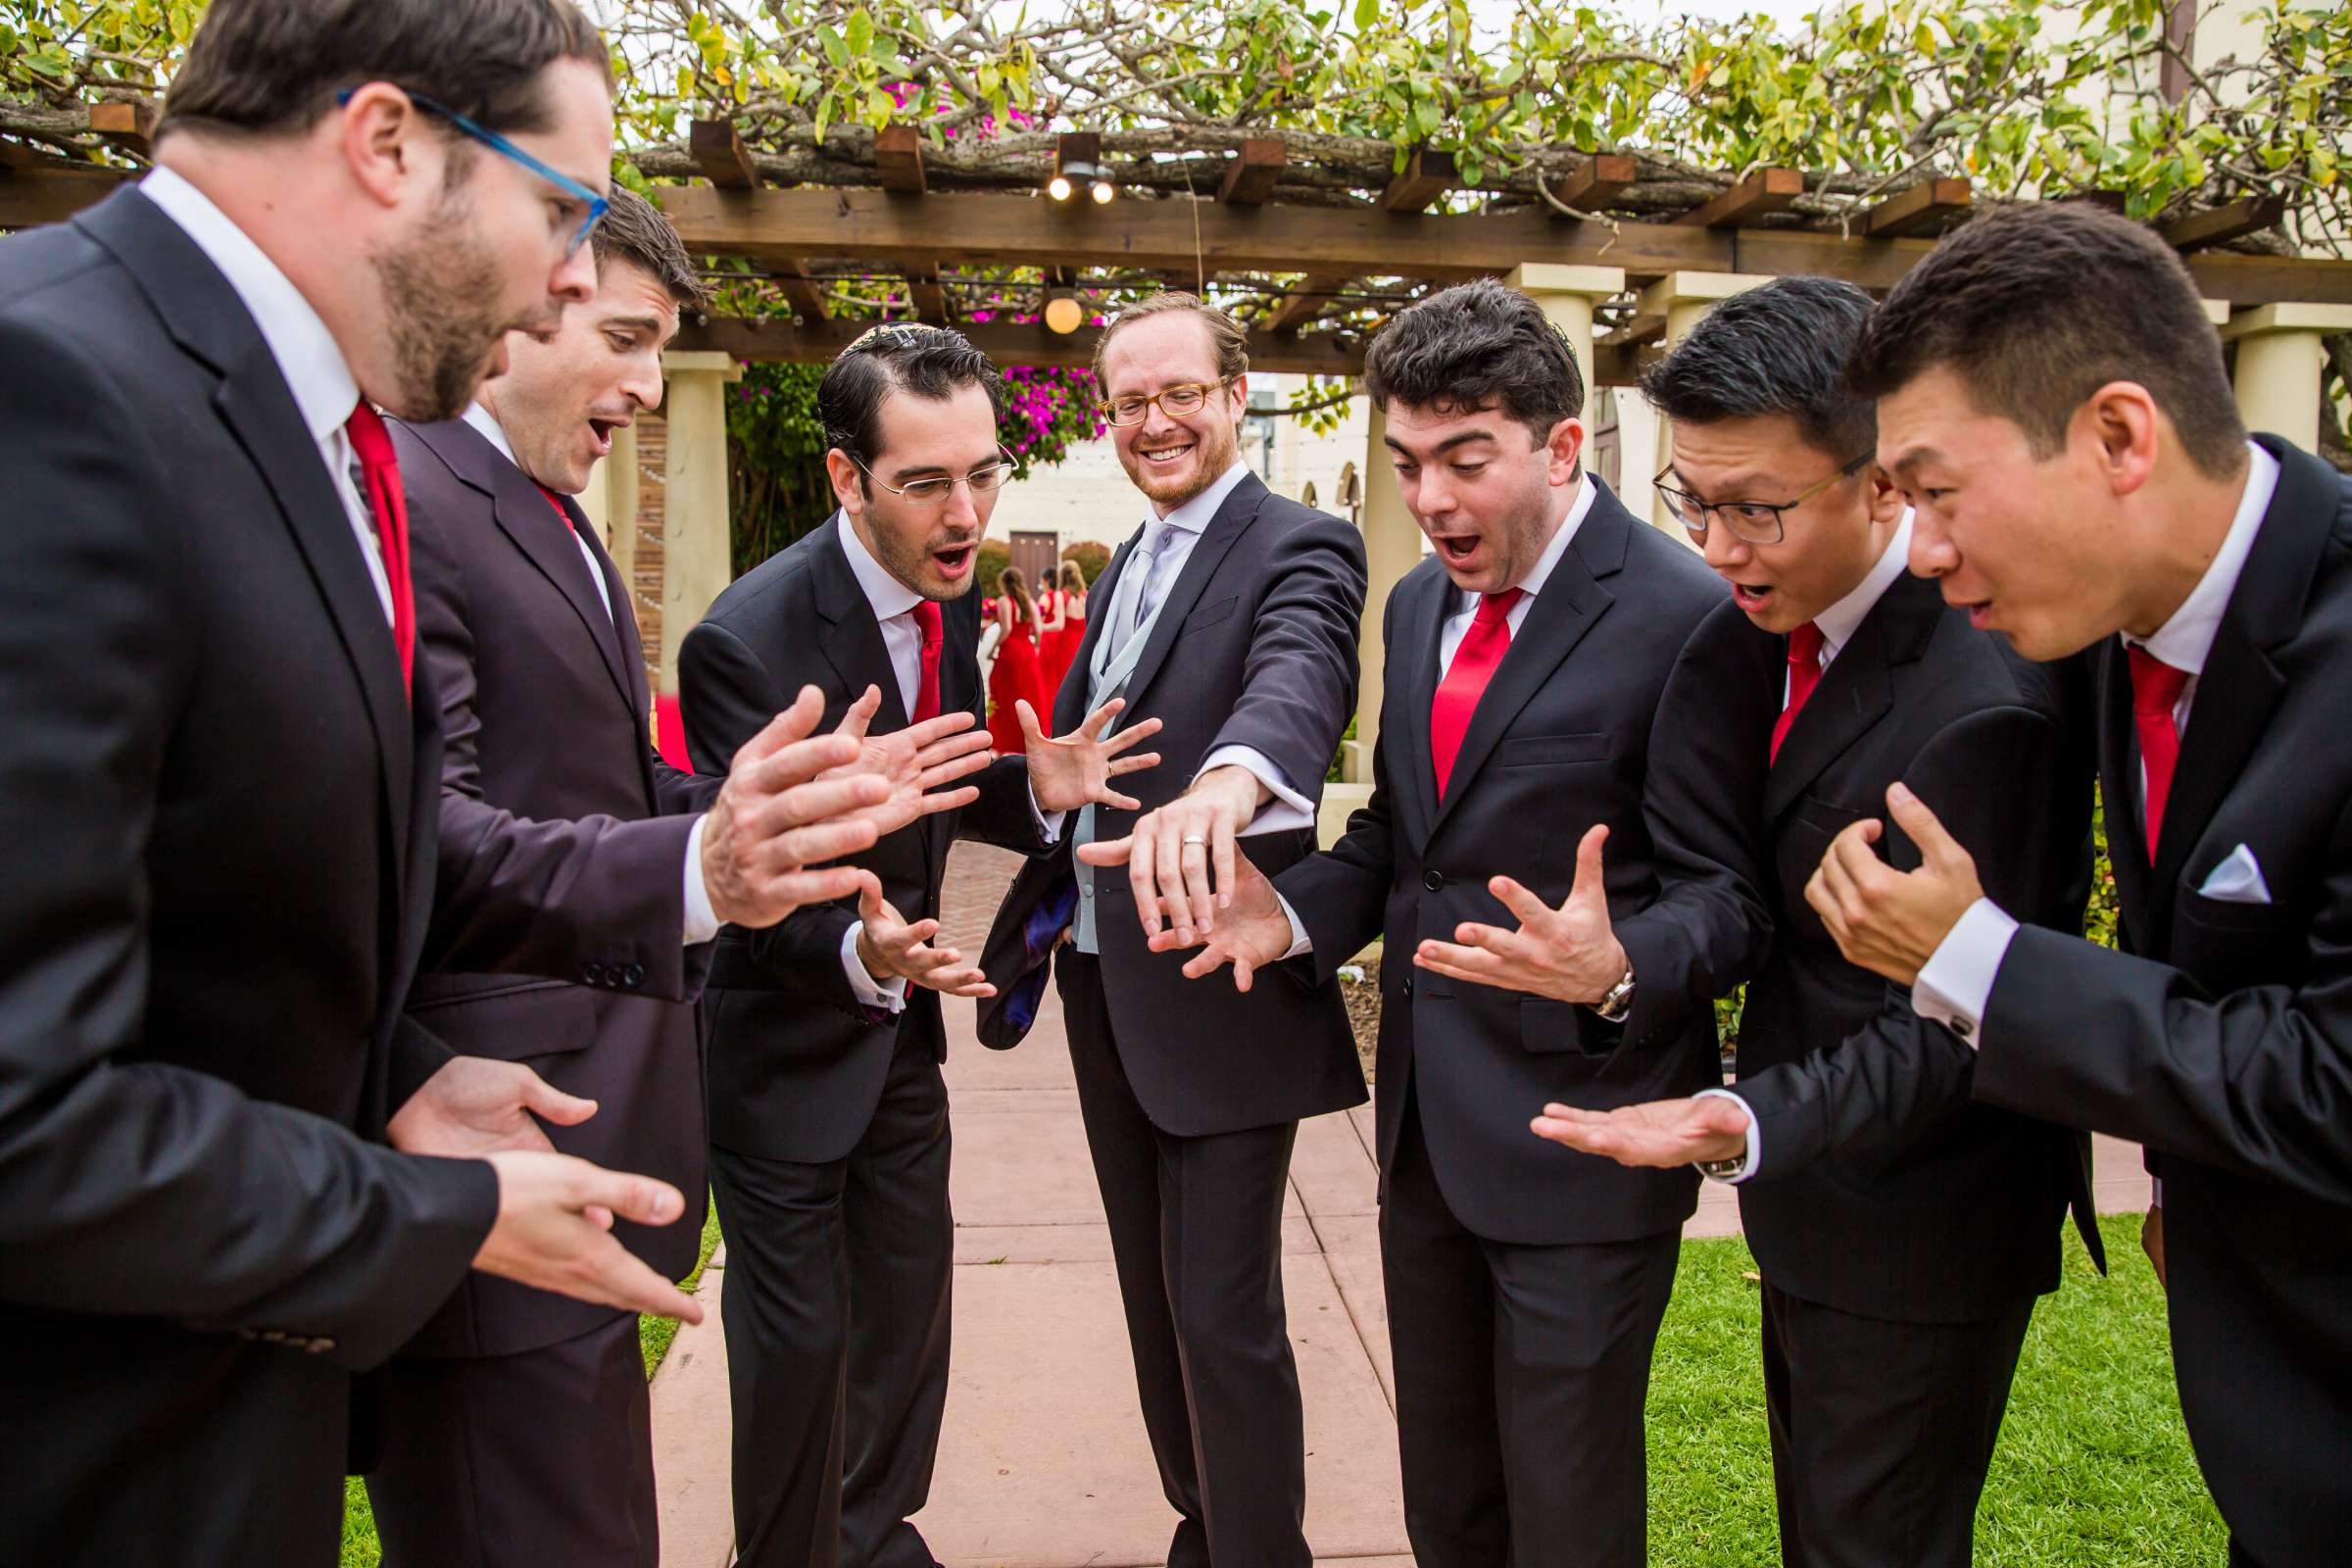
[1070, 541, 1179, 953]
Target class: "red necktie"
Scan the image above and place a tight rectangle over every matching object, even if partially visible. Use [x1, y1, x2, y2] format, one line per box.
[910, 600, 944, 724]
[534, 482, 577, 535]
[1431, 588, 1523, 800]
[343, 401, 414, 700]
[2128, 645, 2191, 863]
[1770, 621, 1826, 763]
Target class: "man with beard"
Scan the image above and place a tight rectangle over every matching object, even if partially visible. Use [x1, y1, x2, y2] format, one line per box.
[1805, 203, 2352, 1568]
[1128, 279, 1748, 1567]
[983, 294, 1368, 1567]
[368, 191, 979, 1568]
[0, 4, 884, 1564]
[679, 323, 1163, 1568]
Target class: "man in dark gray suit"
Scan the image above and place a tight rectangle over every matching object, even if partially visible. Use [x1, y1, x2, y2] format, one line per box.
[980, 294, 1368, 1568]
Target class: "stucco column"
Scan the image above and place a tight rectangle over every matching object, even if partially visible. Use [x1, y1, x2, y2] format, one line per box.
[1349, 399, 1425, 784]
[1637, 271, 1773, 536]
[575, 420, 641, 565]
[2222, 304, 2352, 453]
[658, 350, 742, 696]
[1506, 263, 1627, 416]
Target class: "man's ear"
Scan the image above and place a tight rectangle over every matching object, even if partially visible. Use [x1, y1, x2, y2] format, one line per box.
[337, 81, 432, 212]
[1546, 416, 1589, 484]
[1865, 465, 1907, 524]
[825, 448, 865, 515]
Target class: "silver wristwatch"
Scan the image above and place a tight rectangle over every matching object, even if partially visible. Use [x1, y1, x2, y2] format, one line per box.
[1590, 963, 1636, 1023]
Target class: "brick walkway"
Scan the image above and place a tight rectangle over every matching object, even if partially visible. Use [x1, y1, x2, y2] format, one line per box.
[649, 844, 2150, 1568]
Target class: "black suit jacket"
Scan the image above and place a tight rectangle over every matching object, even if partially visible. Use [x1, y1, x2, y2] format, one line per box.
[394, 414, 723, 1355]
[679, 517, 1048, 1163]
[977, 472, 1368, 1137]
[1276, 480, 1746, 1244]
[0, 187, 503, 1566]
[1668, 574, 2103, 1323]
[1969, 438, 2352, 1566]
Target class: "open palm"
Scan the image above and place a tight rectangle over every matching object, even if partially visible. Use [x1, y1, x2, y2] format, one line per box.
[826, 686, 998, 838]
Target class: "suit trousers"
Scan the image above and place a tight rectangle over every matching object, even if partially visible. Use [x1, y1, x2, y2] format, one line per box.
[366, 1310, 657, 1568]
[1056, 951, 1311, 1568]
[1759, 1280, 2034, 1568]
[1382, 1086, 1680, 1568]
[710, 1030, 955, 1568]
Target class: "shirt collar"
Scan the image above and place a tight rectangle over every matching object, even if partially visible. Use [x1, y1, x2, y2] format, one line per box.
[2127, 440, 2280, 678]
[463, 402, 520, 467]
[140, 166, 359, 447]
[1149, 459, 1252, 539]
[1814, 510, 1916, 660]
[835, 511, 926, 623]
[1455, 471, 1595, 612]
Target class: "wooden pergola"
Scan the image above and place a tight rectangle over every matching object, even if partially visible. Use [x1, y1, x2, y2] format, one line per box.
[7, 114, 2350, 807]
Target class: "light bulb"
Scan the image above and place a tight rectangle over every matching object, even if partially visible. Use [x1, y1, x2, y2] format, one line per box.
[1044, 294, 1085, 334]
[1090, 179, 1115, 204]
[1048, 174, 1073, 202]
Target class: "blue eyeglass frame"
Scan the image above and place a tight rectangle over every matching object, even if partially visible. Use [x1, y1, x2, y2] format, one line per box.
[334, 86, 609, 257]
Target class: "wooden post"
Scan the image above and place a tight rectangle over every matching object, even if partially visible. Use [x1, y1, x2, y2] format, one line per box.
[658, 351, 744, 696]
[1351, 400, 1426, 781]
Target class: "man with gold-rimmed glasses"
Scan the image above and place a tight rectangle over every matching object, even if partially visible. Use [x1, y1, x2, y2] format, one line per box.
[678, 321, 1162, 1568]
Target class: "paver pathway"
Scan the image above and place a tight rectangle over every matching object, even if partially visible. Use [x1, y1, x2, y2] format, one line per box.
[650, 844, 2151, 1568]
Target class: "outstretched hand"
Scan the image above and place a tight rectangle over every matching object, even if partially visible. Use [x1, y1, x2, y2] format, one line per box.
[1021, 698, 1163, 814]
[1414, 824, 1628, 1004]
[474, 1152, 703, 1324]
[828, 684, 998, 838]
[1529, 1096, 1752, 1169]
[702, 686, 893, 928]
[854, 881, 996, 999]
[1118, 841, 1292, 991]
[1076, 763, 1263, 945]
[1803, 782, 1983, 987]
[390, 1055, 598, 1159]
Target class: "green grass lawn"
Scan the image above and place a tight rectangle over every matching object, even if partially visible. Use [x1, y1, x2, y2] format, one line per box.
[343, 1212, 2216, 1566]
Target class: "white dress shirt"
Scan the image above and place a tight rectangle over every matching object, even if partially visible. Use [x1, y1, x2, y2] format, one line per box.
[140, 167, 393, 624]
[461, 404, 721, 950]
[1911, 442, 2281, 1060]
[1275, 474, 1601, 959]
[1694, 512, 1916, 1183]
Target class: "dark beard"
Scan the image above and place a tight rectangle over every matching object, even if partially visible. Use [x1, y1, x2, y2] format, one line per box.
[371, 209, 518, 422]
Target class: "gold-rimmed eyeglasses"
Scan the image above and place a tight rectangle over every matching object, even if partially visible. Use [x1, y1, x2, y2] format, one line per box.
[1097, 379, 1231, 427]
[1654, 452, 1874, 545]
[851, 449, 1016, 505]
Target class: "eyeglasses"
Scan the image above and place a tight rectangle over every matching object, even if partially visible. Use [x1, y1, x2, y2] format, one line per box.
[1098, 380, 1230, 427]
[336, 86, 609, 258]
[1654, 452, 1874, 545]
[852, 449, 1016, 505]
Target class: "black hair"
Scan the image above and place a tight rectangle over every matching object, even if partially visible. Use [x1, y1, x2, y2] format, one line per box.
[1642, 274, 1878, 462]
[1361, 277, 1585, 444]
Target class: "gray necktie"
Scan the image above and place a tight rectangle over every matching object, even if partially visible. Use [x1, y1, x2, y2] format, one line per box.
[1119, 523, 1181, 656]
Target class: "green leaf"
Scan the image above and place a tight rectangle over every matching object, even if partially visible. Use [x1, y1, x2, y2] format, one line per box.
[846, 7, 874, 59]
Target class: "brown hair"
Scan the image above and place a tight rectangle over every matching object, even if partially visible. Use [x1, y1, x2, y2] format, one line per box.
[160, 0, 609, 145]
[1092, 292, 1249, 388]
[997, 566, 1036, 629]
[1362, 277, 1585, 446]
[1846, 203, 2246, 479]
[593, 186, 710, 312]
[1056, 560, 1087, 596]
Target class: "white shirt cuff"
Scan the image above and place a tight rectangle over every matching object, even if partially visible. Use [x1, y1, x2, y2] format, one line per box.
[1910, 897, 2019, 1050]
[1691, 1088, 1760, 1184]
[1200, 745, 1313, 836]
[1027, 778, 1067, 846]
[840, 921, 908, 1014]
[682, 814, 721, 946]
[1274, 891, 1313, 961]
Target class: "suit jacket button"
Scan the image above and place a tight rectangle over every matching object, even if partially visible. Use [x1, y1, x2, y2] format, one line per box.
[306, 1337, 336, 1355]
[1401, 974, 1415, 997]
[1423, 869, 1444, 892]
[582, 963, 603, 986]
[622, 963, 645, 990]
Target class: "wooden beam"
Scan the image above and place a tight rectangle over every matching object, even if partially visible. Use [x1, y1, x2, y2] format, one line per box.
[874, 124, 926, 195]
[1591, 340, 1661, 388]
[87, 100, 156, 158]
[1860, 177, 1972, 239]
[689, 120, 760, 190]
[1379, 146, 1457, 213]
[0, 160, 125, 229]
[676, 314, 1368, 376]
[1217, 138, 1287, 206]
[2163, 194, 2286, 254]
[1265, 271, 1352, 333]
[769, 264, 828, 321]
[2062, 189, 2130, 214]
[1674, 168, 1803, 229]
[902, 261, 949, 322]
[1545, 154, 1636, 215]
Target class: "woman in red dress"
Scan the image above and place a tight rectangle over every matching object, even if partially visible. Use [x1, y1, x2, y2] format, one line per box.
[1040, 560, 1090, 703]
[986, 564, 1047, 755]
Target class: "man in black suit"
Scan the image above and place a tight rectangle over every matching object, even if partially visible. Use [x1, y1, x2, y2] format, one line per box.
[1136, 279, 1745, 1567]
[1803, 204, 2352, 1568]
[680, 323, 1161, 1568]
[979, 293, 1367, 1567]
[1523, 276, 2103, 1568]
[0, 9, 894, 1565]
[368, 191, 966, 1568]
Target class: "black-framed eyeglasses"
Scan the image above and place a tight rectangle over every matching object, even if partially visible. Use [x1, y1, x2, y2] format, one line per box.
[851, 448, 1016, 505]
[336, 86, 609, 258]
[1654, 451, 1874, 545]
[1098, 379, 1230, 427]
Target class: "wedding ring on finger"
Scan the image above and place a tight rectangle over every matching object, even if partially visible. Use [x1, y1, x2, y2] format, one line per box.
[1181, 835, 1207, 849]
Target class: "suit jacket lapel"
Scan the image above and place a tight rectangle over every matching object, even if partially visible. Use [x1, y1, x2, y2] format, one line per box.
[1119, 474, 1267, 714]
[1759, 571, 1937, 825]
[2094, 638, 2156, 930]
[1426, 499, 1622, 839]
[811, 520, 910, 732]
[2145, 437, 2327, 924]
[1395, 565, 1451, 844]
[502, 472, 639, 718]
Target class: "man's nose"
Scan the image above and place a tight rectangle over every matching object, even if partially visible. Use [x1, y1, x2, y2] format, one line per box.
[1701, 519, 1751, 572]
[549, 243, 596, 307]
